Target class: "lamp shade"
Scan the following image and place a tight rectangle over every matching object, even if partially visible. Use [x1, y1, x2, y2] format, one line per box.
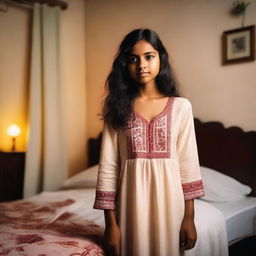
[7, 124, 21, 137]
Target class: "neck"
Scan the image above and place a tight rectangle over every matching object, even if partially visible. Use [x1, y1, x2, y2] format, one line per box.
[138, 81, 164, 100]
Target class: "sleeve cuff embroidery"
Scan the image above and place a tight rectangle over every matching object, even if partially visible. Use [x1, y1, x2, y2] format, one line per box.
[93, 191, 116, 210]
[182, 180, 205, 200]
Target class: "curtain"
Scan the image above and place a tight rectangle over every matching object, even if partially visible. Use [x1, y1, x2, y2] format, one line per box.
[23, 3, 68, 198]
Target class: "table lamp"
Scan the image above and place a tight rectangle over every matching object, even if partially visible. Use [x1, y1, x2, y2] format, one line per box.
[6, 124, 21, 152]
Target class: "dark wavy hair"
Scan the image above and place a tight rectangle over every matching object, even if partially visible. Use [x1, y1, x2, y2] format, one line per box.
[102, 28, 180, 130]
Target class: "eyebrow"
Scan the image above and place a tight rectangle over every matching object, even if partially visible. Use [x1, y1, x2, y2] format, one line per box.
[129, 51, 157, 56]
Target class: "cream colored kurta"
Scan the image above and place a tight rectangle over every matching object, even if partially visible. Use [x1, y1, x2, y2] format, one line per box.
[94, 97, 205, 256]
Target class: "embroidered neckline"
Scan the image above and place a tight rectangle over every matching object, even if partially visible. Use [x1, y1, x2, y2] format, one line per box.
[133, 97, 171, 125]
[127, 97, 174, 159]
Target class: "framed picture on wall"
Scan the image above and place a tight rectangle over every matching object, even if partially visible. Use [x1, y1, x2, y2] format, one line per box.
[222, 25, 255, 65]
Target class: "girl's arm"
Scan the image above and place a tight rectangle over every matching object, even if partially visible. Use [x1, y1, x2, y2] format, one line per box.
[177, 100, 205, 250]
[92, 122, 121, 255]
[104, 210, 121, 256]
[180, 199, 197, 250]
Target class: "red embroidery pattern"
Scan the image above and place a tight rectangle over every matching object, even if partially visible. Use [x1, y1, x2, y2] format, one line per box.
[54, 240, 79, 248]
[127, 116, 148, 156]
[93, 191, 116, 210]
[182, 180, 205, 200]
[16, 234, 44, 244]
[70, 243, 104, 256]
[127, 97, 173, 159]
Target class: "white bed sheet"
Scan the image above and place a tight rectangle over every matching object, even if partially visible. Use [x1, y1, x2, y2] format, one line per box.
[185, 199, 228, 256]
[29, 188, 105, 228]
[211, 197, 256, 245]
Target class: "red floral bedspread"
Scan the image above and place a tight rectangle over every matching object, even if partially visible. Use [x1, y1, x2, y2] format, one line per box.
[0, 198, 104, 256]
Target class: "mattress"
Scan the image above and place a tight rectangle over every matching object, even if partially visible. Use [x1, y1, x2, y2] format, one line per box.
[211, 197, 256, 245]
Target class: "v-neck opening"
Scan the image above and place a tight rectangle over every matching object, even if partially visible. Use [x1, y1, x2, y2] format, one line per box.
[133, 97, 171, 125]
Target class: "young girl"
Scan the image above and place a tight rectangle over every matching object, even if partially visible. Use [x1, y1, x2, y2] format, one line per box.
[93, 29, 205, 256]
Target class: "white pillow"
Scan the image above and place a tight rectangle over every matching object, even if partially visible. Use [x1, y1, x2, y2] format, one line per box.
[61, 164, 99, 189]
[200, 166, 252, 202]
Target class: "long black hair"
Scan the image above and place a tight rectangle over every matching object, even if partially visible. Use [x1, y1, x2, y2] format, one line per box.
[102, 28, 180, 130]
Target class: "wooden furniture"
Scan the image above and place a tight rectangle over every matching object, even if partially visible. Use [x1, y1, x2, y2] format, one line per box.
[0, 152, 25, 202]
[194, 118, 256, 196]
[229, 235, 256, 256]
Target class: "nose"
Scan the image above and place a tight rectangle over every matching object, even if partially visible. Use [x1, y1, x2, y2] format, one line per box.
[137, 57, 146, 71]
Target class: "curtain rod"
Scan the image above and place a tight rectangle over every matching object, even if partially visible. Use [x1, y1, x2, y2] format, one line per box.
[1, 0, 68, 11]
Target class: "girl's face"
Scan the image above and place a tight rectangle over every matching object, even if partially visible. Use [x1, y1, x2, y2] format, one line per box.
[127, 40, 160, 85]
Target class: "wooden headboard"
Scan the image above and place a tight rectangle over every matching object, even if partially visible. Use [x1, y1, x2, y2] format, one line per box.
[194, 118, 256, 196]
[88, 118, 256, 196]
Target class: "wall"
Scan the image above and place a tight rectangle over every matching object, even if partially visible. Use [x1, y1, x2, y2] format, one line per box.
[0, 0, 87, 176]
[85, 0, 256, 145]
[0, 5, 31, 152]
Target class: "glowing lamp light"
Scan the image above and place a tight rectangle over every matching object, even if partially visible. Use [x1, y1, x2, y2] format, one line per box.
[6, 124, 21, 151]
[7, 124, 21, 137]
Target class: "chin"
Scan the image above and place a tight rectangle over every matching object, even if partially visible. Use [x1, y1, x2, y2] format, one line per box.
[139, 78, 155, 85]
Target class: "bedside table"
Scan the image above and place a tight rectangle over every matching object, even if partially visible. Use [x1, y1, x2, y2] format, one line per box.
[0, 152, 25, 202]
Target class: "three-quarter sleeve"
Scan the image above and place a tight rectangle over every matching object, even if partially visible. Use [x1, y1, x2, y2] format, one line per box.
[93, 121, 120, 210]
[177, 100, 205, 200]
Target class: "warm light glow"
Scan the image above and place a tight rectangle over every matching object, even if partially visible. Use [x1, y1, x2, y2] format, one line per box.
[6, 124, 21, 137]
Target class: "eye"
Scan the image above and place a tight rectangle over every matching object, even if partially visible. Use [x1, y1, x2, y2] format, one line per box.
[128, 56, 138, 63]
[146, 55, 155, 60]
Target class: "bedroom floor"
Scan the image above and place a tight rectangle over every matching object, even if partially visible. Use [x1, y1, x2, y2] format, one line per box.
[229, 236, 256, 256]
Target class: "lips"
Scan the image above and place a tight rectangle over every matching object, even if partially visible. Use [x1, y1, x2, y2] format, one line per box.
[137, 72, 150, 77]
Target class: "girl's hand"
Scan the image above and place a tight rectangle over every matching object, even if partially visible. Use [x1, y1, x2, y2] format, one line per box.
[104, 223, 121, 256]
[179, 217, 197, 251]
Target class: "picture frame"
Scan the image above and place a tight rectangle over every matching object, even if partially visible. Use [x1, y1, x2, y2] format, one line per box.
[222, 25, 255, 65]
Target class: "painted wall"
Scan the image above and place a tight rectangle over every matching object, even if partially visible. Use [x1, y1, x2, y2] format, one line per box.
[85, 0, 256, 146]
[0, 0, 87, 176]
[0, 5, 31, 152]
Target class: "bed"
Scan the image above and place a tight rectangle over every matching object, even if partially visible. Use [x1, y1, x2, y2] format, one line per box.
[0, 117, 255, 256]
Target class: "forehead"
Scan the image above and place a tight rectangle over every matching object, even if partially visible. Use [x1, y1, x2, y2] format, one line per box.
[130, 40, 158, 55]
